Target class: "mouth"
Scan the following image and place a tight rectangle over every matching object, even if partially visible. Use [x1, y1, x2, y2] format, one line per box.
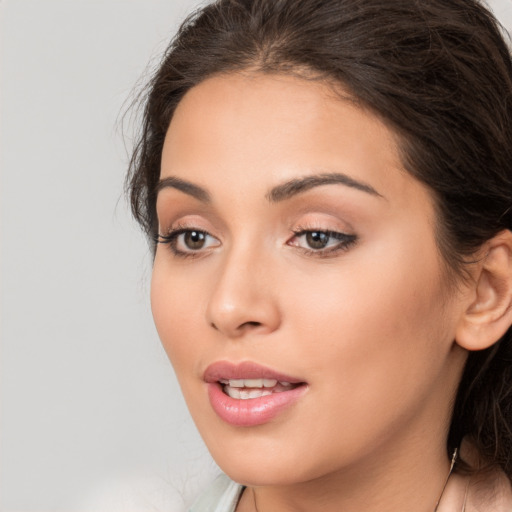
[203, 361, 308, 427]
[219, 378, 301, 399]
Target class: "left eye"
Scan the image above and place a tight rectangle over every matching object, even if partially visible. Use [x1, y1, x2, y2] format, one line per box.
[288, 230, 356, 252]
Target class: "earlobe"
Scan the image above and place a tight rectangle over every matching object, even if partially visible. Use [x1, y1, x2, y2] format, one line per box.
[455, 230, 512, 351]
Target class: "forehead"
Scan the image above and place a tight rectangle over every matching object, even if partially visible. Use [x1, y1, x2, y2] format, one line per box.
[160, 72, 420, 205]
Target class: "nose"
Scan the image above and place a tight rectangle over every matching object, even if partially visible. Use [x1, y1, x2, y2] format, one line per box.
[205, 247, 281, 339]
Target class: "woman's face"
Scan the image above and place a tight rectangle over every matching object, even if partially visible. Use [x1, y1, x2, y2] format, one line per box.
[151, 73, 468, 485]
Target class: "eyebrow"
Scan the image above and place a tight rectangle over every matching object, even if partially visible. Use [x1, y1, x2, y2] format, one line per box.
[156, 176, 211, 203]
[156, 171, 382, 204]
[266, 172, 383, 202]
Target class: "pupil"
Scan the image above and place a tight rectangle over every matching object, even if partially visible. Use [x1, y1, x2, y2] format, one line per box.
[185, 231, 206, 249]
[306, 231, 328, 249]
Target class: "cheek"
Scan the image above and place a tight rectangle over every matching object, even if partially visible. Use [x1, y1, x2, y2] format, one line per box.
[285, 230, 453, 413]
[150, 258, 204, 376]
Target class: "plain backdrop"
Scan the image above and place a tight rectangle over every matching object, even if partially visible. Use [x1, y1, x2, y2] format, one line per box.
[1, 1, 511, 511]
[0, 1, 219, 511]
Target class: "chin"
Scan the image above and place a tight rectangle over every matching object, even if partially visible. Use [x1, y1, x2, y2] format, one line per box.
[197, 425, 330, 487]
[217, 457, 312, 487]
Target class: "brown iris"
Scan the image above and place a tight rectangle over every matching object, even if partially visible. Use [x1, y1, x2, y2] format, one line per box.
[184, 231, 207, 250]
[306, 231, 330, 249]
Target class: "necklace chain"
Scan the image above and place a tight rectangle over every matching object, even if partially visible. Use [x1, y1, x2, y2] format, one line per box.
[251, 448, 459, 512]
[433, 447, 459, 511]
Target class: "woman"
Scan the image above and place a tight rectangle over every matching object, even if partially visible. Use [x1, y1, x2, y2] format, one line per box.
[127, 0, 512, 510]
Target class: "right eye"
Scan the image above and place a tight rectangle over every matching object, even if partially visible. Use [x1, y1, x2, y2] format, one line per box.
[155, 228, 221, 257]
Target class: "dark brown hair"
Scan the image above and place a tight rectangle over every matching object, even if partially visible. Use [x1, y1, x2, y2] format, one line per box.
[127, 0, 512, 476]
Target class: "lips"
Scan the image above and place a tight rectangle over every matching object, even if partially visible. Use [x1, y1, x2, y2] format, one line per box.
[204, 361, 308, 427]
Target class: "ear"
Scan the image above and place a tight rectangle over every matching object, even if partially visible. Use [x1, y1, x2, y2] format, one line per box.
[455, 230, 512, 351]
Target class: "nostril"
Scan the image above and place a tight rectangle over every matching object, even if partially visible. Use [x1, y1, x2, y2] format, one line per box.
[209, 320, 262, 333]
[243, 321, 262, 328]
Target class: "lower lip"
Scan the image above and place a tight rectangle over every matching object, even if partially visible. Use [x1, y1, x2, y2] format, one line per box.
[207, 382, 308, 427]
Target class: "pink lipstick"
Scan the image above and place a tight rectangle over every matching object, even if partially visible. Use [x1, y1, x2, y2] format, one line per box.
[204, 361, 308, 427]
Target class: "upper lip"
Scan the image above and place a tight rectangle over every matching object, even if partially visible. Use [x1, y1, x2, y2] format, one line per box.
[203, 360, 305, 384]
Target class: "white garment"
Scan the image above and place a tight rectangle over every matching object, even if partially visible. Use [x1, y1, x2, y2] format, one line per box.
[189, 474, 244, 512]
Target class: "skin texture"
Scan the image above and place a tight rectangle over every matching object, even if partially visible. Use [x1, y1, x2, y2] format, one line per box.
[151, 73, 474, 512]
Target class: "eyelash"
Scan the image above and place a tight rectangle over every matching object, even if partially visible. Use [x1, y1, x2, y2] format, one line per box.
[154, 226, 218, 259]
[288, 227, 357, 258]
[154, 226, 358, 259]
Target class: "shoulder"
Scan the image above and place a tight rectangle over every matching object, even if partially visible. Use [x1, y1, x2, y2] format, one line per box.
[466, 467, 512, 512]
[189, 474, 245, 512]
[453, 440, 512, 512]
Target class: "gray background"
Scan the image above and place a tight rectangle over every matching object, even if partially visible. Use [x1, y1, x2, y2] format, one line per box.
[1, 1, 511, 511]
[0, 1, 218, 511]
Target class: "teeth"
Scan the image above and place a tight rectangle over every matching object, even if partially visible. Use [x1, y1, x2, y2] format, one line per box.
[242, 379, 261, 387]
[226, 387, 273, 399]
[222, 378, 281, 388]
[221, 377, 299, 399]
